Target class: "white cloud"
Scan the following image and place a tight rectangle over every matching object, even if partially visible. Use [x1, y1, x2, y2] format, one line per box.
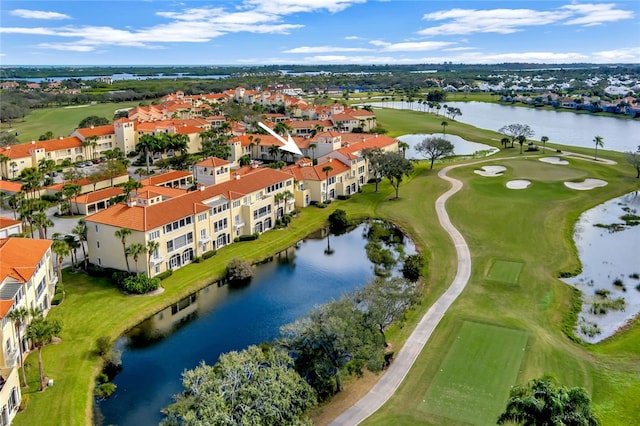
[419, 8, 566, 35]
[245, 0, 366, 15]
[592, 47, 640, 63]
[284, 46, 372, 53]
[375, 41, 455, 52]
[418, 3, 634, 36]
[345, 35, 364, 40]
[10, 9, 71, 20]
[304, 55, 398, 64]
[561, 3, 634, 26]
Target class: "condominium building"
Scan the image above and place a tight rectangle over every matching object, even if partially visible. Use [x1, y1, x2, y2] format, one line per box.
[84, 166, 295, 276]
[0, 238, 58, 425]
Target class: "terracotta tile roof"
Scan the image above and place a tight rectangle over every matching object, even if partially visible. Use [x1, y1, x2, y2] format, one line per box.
[74, 125, 115, 138]
[0, 237, 52, 283]
[283, 159, 349, 182]
[137, 185, 186, 198]
[0, 299, 15, 319]
[0, 180, 22, 193]
[139, 170, 192, 186]
[0, 217, 22, 228]
[195, 157, 230, 167]
[0, 136, 83, 160]
[70, 187, 123, 204]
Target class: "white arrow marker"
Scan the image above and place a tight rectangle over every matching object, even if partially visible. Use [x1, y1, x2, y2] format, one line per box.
[257, 122, 303, 156]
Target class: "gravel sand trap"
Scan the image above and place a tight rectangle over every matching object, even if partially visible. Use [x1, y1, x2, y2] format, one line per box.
[506, 179, 531, 189]
[539, 156, 569, 165]
[564, 178, 608, 190]
[474, 165, 507, 177]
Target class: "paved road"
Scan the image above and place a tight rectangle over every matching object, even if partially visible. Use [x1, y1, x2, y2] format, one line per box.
[329, 164, 472, 425]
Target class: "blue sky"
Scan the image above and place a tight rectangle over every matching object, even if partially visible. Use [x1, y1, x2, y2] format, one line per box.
[1, 1, 639, 66]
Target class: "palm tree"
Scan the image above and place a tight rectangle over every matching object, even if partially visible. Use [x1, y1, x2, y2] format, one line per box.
[501, 137, 511, 149]
[9, 161, 18, 178]
[147, 240, 160, 277]
[268, 144, 280, 161]
[114, 228, 132, 272]
[517, 135, 527, 154]
[309, 143, 317, 164]
[32, 211, 53, 239]
[0, 153, 9, 178]
[322, 165, 333, 202]
[593, 135, 604, 160]
[441, 120, 448, 136]
[137, 134, 157, 174]
[540, 136, 549, 153]
[398, 141, 410, 159]
[20, 167, 43, 199]
[26, 311, 62, 391]
[7, 307, 30, 387]
[281, 189, 293, 216]
[126, 243, 147, 275]
[51, 238, 70, 284]
[72, 219, 88, 270]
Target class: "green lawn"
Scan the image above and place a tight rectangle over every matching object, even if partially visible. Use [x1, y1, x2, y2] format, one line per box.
[418, 321, 529, 425]
[1, 101, 139, 143]
[486, 260, 524, 284]
[11, 105, 640, 426]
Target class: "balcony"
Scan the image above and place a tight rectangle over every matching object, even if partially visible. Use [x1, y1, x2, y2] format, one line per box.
[151, 256, 165, 265]
[200, 235, 212, 244]
[5, 349, 18, 367]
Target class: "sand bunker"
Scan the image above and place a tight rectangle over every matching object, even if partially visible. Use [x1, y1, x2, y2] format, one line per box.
[564, 178, 608, 190]
[506, 179, 531, 189]
[474, 165, 507, 177]
[539, 156, 569, 165]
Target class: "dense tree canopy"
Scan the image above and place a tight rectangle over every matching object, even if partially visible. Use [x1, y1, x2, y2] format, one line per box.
[497, 376, 599, 426]
[78, 115, 110, 129]
[162, 345, 317, 426]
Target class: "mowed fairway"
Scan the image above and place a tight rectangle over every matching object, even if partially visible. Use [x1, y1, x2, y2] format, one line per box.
[419, 321, 528, 425]
[487, 260, 524, 284]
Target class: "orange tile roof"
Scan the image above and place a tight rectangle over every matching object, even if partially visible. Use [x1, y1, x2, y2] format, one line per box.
[0, 180, 22, 193]
[0, 237, 52, 283]
[74, 124, 115, 138]
[0, 136, 83, 160]
[195, 157, 230, 167]
[137, 185, 186, 198]
[0, 299, 15, 319]
[0, 217, 21, 228]
[71, 187, 123, 204]
[283, 159, 349, 182]
[139, 170, 192, 186]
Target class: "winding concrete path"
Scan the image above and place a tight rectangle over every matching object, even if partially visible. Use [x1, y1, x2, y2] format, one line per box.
[329, 164, 472, 425]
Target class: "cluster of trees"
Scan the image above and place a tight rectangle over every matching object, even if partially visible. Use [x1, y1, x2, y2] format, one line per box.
[162, 274, 421, 423]
[362, 147, 414, 198]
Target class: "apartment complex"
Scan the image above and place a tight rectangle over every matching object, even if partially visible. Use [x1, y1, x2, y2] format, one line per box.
[84, 166, 295, 276]
[0, 238, 58, 425]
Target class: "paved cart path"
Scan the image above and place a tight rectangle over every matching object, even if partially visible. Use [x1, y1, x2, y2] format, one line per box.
[329, 164, 472, 425]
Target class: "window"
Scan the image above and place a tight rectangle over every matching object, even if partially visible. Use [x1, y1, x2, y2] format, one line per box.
[214, 218, 228, 233]
[233, 200, 240, 208]
[149, 230, 160, 240]
[96, 241, 100, 249]
[253, 205, 271, 220]
[198, 213, 207, 222]
[36, 278, 46, 298]
[164, 216, 193, 233]
[200, 228, 208, 239]
[98, 258, 102, 265]
[166, 232, 194, 253]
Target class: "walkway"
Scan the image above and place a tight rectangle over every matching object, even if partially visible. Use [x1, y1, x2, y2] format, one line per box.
[329, 164, 472, 425]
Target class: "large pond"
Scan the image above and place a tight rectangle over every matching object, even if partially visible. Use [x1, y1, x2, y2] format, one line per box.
[562, 191, 640, 343]
[375, 101, 639, 152]
[97, 222, 415, 425]
[398, 133, 498, 161]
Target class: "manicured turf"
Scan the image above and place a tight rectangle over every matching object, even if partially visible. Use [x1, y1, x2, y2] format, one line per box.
[418, 321, 529, 425]
[487, 260, 524, 284]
